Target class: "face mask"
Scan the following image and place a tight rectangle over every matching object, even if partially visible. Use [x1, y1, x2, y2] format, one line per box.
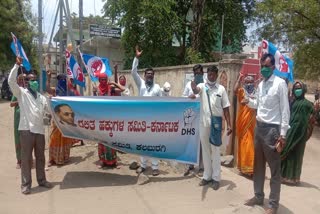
[244, 83, 255, 94]
[145, 79, 153, 87]
[294, 88, 303, 97]
[261, 67, 273, 79]
[29, 80, 39, 92]
[194, 75, 204, 85]
[206, 79, 216, 85]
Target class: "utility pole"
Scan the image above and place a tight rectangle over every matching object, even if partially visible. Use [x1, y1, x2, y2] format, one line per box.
[38, 0, 43, 92]
[220, 14, 225, 59]
[59, 0, 64, 74]
[79, 0, 84, 95]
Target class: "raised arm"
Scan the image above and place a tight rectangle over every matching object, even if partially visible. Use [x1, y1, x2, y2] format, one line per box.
[8, 57, 22, 98]
[45, 70, 55, 96]
[191, 80, 201, 95]
[233, 73, 243, 95]
[109, 81, 126, 92]
[131, 47, 144, 89]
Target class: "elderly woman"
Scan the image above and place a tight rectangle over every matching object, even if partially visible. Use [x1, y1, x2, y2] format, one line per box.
[234, 74, 257, 176]
[118, 75, 130, 96]
[281, 81, 315, 185]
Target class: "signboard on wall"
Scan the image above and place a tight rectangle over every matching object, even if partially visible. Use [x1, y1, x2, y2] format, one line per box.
[89, 24, 121, 39]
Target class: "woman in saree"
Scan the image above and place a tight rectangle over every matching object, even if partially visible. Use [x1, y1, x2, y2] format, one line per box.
[281, 81, 315, 185]
[47, 73, 77, 166]
[234, 74, 256, 176]
[119, 75, 130, 96]
[93, 73, 125, 168]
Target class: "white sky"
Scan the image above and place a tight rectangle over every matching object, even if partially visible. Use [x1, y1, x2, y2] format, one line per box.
[31, 0, 105, 43]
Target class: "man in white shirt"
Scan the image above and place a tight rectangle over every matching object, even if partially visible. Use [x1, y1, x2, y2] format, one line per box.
[131, 47, 162, 176]
[243, 53, 290, 214]
[183, 64, 204, 176]
[8, 57, 52, 194]
[191, 65, 232, 190]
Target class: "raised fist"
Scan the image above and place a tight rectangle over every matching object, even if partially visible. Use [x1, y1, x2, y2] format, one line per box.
[183, 108, 196, 127]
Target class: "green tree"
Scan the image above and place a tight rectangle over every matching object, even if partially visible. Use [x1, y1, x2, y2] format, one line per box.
[0, 0, 37, 72]
[253, 0, 320, 80]
[102, 0, 254, 68]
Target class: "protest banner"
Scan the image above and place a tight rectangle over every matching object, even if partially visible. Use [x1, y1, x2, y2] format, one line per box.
[49, 96, 200, 164]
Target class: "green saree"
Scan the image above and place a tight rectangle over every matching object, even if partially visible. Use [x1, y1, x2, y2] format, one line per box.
[281, 98, 314, 184]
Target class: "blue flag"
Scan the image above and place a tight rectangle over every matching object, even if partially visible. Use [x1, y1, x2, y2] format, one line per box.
[69, 55, 85, 87]
[10, 33, 31, 72]
[262, 40, 294, 83]
[81, 53, 112, 82]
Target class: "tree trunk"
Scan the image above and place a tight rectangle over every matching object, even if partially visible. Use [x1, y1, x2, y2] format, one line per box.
[191, 0, 206, 51]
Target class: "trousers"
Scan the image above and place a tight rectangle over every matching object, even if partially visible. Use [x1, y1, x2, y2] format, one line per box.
[253, 121, 281, 209]
[200, 125, 221, 181]
[20, 130, 47, 191]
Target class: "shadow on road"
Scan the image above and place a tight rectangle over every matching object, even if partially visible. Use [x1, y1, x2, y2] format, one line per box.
[201, 179, 237, 201]
[59, 171, 138, 189]
[277, 203, 295, 214]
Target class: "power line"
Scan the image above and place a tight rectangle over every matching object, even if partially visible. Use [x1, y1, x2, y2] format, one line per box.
[46, 0, 59, 44]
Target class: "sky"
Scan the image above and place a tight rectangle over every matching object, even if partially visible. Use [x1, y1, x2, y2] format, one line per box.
[31, 0, 105, 43]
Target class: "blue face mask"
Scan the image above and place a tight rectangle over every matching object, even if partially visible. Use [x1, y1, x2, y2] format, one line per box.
[244, 83, 255, 94]
[194, 75, 204, 85]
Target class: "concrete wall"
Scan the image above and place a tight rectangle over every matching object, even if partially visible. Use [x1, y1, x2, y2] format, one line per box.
[114, 59, 243, 156]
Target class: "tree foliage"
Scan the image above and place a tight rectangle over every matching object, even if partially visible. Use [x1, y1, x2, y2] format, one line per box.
[253, 0, 320, 80]
[102, 0, 254, 69]
[0, 0, 37, 72]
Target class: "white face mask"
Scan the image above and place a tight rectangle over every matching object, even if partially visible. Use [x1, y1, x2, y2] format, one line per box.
[206, 78, 216, 85]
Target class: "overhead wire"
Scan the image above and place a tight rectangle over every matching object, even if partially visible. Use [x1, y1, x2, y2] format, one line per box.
[46, 0, 59, 45]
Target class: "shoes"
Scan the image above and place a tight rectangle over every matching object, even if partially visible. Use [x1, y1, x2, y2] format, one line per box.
[197, 168, 204, 177]
[21, 188, 31, 195]
[129, 161, 139, 170]
[244, 197, 264, 206]
[184, 169, 191, 176]
[199, 179, 212, 186]
[265, 207, 277, 214]
[152, 169, 160, 176]
[39, 181, 53, 189]
[136, 167, 146, 174]
[211, 180, 220, 190]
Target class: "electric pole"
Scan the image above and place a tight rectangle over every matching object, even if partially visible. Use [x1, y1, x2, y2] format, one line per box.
[38, 0, 43, 92]
[79, 0, 84, 95]
[59, 0, 64, 74]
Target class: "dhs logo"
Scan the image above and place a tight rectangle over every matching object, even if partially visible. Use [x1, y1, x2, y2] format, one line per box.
[182, 108, 196, 135]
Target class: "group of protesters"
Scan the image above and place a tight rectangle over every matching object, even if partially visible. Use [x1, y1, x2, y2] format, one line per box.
[8, 47, 318, 214]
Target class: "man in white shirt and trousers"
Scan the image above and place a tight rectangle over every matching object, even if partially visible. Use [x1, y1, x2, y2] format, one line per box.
[243, 53, 290, 214]
[8, 57, 52, 194]
[191, 65, 232, 190]
[131, 47, 162, 176]
[182, 64, 205, 176]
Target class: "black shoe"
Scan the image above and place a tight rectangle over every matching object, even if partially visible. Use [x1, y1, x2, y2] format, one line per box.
[21, 188, 31, 195]
[244, 197, 264, 206]
[39, 181, 53, 189]
[212, 180, 220, 190]
[136, 167, 146, 174]
[152, 169, 160, 176]
[199, 179, 212, 186]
